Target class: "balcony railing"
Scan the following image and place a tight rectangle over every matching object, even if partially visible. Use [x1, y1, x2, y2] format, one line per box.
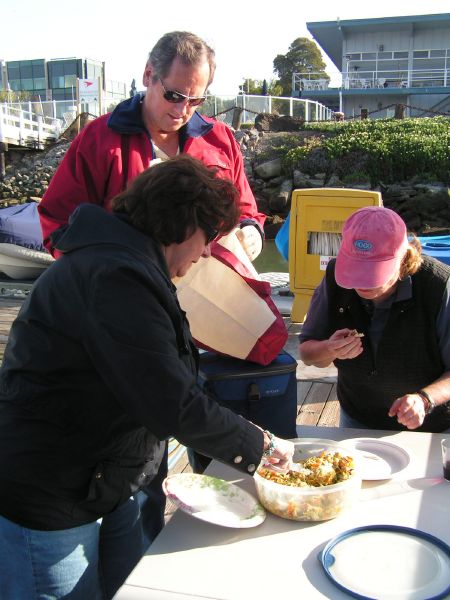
[293, 68, 450, 92]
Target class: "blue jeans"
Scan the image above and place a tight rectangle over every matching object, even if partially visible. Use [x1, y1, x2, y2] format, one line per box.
[0, 496, 144, 600]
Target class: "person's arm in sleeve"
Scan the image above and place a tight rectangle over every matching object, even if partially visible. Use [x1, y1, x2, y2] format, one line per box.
[299, 277, 363, 367]
[84, 266, 292, 473]
[226, 128, 265, 261]
[388, 278, 450, 429]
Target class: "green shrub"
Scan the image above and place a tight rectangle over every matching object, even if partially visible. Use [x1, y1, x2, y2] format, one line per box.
[279, 117, 450, 185]
[342, 170, 371, 184]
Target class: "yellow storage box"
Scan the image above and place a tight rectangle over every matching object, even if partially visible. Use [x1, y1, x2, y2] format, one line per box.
[289, 188, 382, 323]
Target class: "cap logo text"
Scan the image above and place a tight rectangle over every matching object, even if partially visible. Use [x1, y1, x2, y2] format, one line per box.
[354, 239, 373, 251]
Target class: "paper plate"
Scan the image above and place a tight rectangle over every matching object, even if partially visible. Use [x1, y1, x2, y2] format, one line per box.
[341, 438, 410, 480]
[163, 473, 266, 528]
[320, 525, 450, 600]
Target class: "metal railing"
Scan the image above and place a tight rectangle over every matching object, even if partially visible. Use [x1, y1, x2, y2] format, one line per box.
[200, 94, 334, 123]
[0, 103, 62, 147]
[293, 68, 450, 92]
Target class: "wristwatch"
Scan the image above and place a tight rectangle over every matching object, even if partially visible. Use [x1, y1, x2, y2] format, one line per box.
[417, 389, 435, 414]
[262, 430, 276, 457]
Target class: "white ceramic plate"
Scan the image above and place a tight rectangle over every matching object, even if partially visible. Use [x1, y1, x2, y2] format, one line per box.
[341, 438, 410, 480]
[163, 473, 266, 528]
[320, 525, 450, 600]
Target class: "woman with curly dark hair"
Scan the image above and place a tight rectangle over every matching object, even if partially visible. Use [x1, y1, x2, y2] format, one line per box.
[0, 156, 293, 599]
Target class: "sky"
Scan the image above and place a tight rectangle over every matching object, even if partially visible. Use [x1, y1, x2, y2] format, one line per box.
[1, 0, 449, 95]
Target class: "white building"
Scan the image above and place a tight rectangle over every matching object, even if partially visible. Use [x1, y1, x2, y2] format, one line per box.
[295, 12, 450, 118]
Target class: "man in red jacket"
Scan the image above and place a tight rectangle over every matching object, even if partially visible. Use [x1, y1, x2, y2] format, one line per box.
[38, 31, 266, 551]
[38, 31, 265, 261]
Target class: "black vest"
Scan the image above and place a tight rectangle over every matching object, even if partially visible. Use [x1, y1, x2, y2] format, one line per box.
[326, 256, 450, 432]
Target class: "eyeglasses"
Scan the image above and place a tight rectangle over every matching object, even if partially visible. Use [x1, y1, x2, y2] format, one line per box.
[198, 220, 219, 244]
[159, 78, 207, 107]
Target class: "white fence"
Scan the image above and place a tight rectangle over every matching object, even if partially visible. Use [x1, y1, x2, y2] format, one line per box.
[200, 94, 334, 123]
[0, 103, 62, 147]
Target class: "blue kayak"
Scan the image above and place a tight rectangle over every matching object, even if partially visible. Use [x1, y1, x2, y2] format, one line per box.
[418, 235, 450, 266]
[275, 213, 450, 267]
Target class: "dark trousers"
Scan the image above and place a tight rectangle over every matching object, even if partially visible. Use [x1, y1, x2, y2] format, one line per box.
[135, 442, 168, 550]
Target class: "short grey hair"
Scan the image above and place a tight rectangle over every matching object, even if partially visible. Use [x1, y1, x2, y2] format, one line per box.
[147, 31, 216, 86]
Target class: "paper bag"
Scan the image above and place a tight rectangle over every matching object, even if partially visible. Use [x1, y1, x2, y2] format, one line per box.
[174, 229, 288, 365]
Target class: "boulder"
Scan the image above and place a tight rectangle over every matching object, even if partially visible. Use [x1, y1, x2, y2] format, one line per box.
[254, 158, 282, 180]
[254, 114, 305, 133]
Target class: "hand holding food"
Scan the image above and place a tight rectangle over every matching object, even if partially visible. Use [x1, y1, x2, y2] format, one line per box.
[263, 432, 295, 471]
[326, 328, 364, 361]
[348, 329, 364, 338]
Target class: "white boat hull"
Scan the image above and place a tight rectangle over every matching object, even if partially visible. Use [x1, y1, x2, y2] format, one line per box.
[0, 243, 54, 280]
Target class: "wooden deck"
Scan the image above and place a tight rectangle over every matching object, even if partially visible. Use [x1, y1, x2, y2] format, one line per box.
[0, 294, 340, 522]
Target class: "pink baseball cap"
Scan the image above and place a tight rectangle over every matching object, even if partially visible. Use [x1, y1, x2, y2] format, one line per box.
[335, 206, 409, 289]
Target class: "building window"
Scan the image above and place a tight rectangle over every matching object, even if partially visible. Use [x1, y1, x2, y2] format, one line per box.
[64, 74, 77, 88]
[51, 76, 65, 88]
[430, 50, 446, 58]
[8, 79, 21, 91]
[32, 64, 45, 78]
[34, 78, 46, 89]
[21, 78, 34, 91]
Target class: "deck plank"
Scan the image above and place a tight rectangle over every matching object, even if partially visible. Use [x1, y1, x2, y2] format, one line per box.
[297, 382, 333, 426]
[317, 383, 340, 427]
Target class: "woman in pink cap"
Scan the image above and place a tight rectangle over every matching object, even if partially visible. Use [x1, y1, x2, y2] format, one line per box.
[299, 206, 450, 433]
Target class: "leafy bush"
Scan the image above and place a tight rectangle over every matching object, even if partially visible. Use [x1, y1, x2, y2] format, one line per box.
[280, 117, 450, 185]
[342, 170, 371, 185]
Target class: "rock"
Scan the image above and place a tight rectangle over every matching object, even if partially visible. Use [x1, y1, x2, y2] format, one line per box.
[347, 183, 372, 190]
[293, 172, 311, 188]
[268, 179, 293, 213]
[414, 184, 447, 194]
[254, 158, 282, 180]
[385, 184, 403, 197]
[254, 114, 305, 132]
[308, 178, 326, 187]
[234, 130, 248, 147]
[327, 174, 343, 187]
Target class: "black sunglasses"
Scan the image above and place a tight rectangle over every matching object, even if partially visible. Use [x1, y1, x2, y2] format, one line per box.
[198, 219, 219, 244]
[159, 78, 207, 107]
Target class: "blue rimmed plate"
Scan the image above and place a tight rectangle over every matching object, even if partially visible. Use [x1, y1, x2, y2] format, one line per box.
[320, 525, 450, 599]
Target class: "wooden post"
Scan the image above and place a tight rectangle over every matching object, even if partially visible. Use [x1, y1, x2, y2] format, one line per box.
[98, 76, 103, 116]
[395, 104, 405, 119]
[76, 79, 81, 134]
[231, 106, 244, 130]
[0, 141, 6, 181]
